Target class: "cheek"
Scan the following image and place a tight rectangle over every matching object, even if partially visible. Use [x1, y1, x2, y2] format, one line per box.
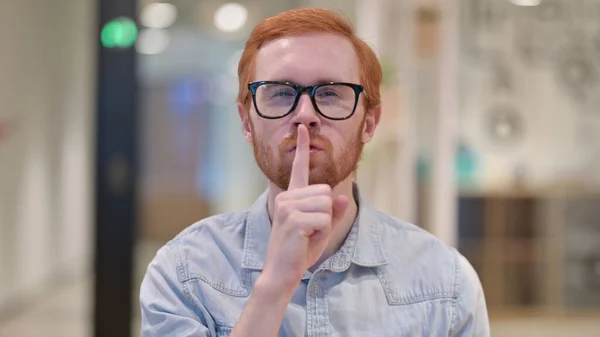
[252, 123, 286, 149]
[331, 122, 363, 146]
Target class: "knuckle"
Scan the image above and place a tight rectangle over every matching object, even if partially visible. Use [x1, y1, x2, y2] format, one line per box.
[275, 192, 294, 209]
[322, 196, 333, 209]
[276, 200, 293, 217]
[316, 184, 332, 194]
[314, 194, 333, 206]
[314, 195, 332, 209]
[274, 193, 287, 206]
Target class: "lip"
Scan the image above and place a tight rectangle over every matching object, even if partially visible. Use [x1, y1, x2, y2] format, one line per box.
[289, 145, 323, 152]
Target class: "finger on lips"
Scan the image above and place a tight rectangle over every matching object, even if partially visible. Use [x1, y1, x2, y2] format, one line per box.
[288, 124, 310, 190]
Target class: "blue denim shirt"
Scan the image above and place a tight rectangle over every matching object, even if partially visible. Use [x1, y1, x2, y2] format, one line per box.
[140, 184, 490, 336]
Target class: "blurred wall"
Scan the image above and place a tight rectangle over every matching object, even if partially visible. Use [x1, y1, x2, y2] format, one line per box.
[458, 0, 600, 192]
[0, 0, 95, 314]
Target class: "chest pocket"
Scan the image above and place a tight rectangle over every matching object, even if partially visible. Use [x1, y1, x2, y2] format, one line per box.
[184, 272, 251, 331]
[327, 266, 455, 336]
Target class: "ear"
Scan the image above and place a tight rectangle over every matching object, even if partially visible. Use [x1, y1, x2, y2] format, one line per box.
[237, 102, 253, 144]
[361, 105, 382, 143]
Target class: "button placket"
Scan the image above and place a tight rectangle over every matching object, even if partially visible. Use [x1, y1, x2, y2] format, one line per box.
[310, 282, 319, 296]
[306, 270, 330, 337]
[306, 273, 318, 337]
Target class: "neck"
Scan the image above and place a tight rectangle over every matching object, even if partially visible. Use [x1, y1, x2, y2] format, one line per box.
[266, 176, 359, 271]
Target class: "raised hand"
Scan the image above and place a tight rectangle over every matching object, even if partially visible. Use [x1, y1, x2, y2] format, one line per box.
[262, 124, 349, 289]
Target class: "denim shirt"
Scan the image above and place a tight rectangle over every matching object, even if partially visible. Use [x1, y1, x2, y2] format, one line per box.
[140, 184, 490, 336]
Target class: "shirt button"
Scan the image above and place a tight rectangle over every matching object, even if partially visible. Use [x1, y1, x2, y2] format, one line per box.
[311, 283, 319, 295]
[336, 255, 348, 268]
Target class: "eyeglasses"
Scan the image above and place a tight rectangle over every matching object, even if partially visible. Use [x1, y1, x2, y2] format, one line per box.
[248, 81, 365, 120]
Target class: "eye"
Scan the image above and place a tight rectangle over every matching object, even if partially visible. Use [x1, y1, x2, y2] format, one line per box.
[272, 89, 295, 98]
[319, 90, 338, 97]
[316, 88, 341, 98]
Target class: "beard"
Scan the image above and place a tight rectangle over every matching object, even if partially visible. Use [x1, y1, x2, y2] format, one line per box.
[250, 118, 365, 191]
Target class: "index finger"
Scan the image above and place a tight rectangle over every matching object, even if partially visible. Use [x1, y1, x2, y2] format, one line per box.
[288, 124, 310, 190]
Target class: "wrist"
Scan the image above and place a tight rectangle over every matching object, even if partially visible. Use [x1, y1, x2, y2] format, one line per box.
[230, 271, 296, 337]
[254, 271, 298, 303]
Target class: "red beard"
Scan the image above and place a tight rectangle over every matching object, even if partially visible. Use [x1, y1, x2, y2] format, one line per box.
[250, 119, 365, 190]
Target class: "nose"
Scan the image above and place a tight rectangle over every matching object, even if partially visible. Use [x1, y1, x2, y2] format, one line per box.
[290, 93, 321, 132]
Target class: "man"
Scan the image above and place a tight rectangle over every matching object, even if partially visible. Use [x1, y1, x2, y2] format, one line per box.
[140, 7, 489, 337]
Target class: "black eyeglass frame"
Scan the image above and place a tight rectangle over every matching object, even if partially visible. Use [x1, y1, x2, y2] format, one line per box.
[247, 81, 366, 120]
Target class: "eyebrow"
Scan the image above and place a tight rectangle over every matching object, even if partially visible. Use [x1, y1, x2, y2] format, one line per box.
[267, 78, 349, 85]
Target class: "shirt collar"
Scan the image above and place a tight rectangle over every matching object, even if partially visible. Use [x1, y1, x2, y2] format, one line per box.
[241, 182, 388, 271]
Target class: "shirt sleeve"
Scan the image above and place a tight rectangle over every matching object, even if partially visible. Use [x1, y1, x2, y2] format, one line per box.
[140, 244, 214, 337]
[450, 251, 491, 337]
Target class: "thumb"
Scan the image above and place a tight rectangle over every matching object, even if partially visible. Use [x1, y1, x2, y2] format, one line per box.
[332, 195, 349, 224]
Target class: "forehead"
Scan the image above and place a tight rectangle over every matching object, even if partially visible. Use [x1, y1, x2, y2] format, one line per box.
[254, 32, 360, 85]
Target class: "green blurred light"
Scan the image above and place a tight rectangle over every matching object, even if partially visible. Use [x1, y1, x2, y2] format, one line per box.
[101, 17, 138, 48]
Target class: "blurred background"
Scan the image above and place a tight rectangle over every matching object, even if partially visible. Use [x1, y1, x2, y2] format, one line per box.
[1, 0, 599, 336]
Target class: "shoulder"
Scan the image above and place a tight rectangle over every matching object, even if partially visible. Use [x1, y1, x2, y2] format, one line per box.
[375, 210, 458, 270]
[149, 210, 249, 283]
[169, 211, 248, 250]
[373, 211, 479, 304]
[139, 212, 251, 335]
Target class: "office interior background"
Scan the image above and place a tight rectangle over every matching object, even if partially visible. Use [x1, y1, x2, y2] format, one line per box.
[1, 0, 600, 336]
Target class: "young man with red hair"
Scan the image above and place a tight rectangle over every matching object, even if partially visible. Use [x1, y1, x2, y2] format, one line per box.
[140, 8, 489, 337]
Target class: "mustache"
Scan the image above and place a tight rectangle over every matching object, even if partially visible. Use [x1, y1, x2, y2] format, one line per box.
[279, 131, 333, 152]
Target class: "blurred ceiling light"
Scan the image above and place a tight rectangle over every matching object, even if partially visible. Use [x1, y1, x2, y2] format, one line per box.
[510, 0, 542, 6]
[214, 3, 248, 33]
[136, 28, 170, 55]
[495, 122, 513, 139]
[140, 2, 177, 29]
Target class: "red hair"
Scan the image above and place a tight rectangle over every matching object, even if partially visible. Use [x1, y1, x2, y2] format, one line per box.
[236, 8, 382, 111]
